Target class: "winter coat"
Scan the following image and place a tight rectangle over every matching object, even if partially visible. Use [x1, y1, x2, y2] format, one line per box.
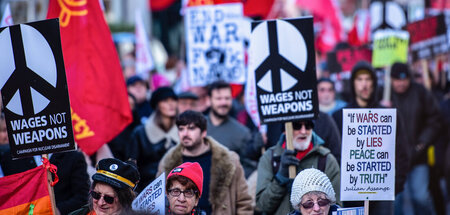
[391, 82, 442, 165]
[332, 61, 410, 195]
[255, 132, 341, 215]
[157, 136, 253, 215]
[206, 116, 257, 178]
[129, 113, 178, 193]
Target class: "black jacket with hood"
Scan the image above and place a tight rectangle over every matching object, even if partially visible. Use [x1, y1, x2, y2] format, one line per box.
[332, 61, 409, 195]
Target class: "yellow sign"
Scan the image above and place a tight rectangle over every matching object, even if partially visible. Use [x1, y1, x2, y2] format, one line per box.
[372, 30, 409, 68]
[57, 0, 88, 27]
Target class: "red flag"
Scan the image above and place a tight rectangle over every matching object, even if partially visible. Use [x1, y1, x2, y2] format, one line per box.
[149, 0, 177, 11]
[0, 166, 53, 214]
[46, 0, 132, 155]
[348, 9, 371, 46]
[243, 0, 275, 19]
[296, 0, 344, 53]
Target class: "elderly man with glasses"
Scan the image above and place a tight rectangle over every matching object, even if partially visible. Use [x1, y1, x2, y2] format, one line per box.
[255, 120, 341, 215]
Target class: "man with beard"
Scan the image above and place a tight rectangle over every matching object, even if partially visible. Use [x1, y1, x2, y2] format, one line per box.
[255, 120, 341, 215]
[332, 61, 382, 134]
[332, 61, 410, 215]
[205, 80, 261, 177]
[157, 110, 253, 214]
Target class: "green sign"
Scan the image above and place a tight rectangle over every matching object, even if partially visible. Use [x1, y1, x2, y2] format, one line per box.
[372, 30, 409, 68]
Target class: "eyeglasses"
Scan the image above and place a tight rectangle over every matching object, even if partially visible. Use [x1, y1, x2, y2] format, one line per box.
[168, 188, 197, 198]
[293, 122, 314, 130]
[300, 199, 331, 209]
[90, 191, 115, 204]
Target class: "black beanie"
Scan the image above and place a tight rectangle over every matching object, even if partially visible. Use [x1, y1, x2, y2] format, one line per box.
[150, 87, 178, 109]
[391, 62, 410, 79]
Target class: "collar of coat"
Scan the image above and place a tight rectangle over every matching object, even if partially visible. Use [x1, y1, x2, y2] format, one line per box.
[145, 113, 179, 148]
[159, 136, 236, 208]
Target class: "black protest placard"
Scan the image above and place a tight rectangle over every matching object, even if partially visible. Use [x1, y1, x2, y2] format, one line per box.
[407, 14, 449, 62]
[0, 19, 75, 158]
[249, 17, 318, 124]
[370, 0, 407, 34]
[327, 46, 372, 73]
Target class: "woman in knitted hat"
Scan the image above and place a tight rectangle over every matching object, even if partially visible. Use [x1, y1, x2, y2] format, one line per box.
[69, 158, 140, 215]
[289, 168, 338, 215]
[166, 162, 205, 215]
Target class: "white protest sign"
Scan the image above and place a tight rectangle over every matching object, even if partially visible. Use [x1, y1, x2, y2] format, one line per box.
[1, 3, 13, 27]
[341, 108, 396, 201]
[185, 3, 245, 86]
[132, 172, 165, 214]
[135, 10, 154, 80]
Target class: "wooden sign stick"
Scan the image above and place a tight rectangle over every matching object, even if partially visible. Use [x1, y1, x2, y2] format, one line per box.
[42, 154, 57, 215]
[285, 122, 296, 178]
[364, 200, 369, 215]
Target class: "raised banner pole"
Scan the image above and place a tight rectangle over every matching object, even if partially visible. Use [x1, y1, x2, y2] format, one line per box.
[364, 200, 369, 215]
[382, 65, 392, 104]
[421, 59, 431, 90]
[42, 154, 57, 215]
[285, 122, 296, 178]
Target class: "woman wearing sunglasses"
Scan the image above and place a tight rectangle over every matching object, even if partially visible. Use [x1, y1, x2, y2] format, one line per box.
[166, 162, 205, 215]
[69, 158, 140, 215]
[289, 168, 338, 215]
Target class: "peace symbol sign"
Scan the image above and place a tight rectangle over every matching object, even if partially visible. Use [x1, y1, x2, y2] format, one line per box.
[251, 19, 308, 93]
[0, 24, 58, 116]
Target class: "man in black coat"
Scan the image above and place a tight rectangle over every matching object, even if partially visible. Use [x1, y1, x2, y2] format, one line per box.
[332, 61, 410, 215]
[389, 62, 442, 215]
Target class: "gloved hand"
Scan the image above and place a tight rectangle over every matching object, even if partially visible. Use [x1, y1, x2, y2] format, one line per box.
[277, 149, 300, 178]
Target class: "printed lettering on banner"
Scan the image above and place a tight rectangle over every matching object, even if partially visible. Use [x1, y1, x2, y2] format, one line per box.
[0, 19, 75, 158]
[185, 3, 245, 86]
[132, 173, 165, 213]
[341, 108, 396, 201]
[249, 17, 319, 124]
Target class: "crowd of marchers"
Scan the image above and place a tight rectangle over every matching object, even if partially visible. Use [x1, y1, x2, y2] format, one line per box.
[0, 60, 449, 215]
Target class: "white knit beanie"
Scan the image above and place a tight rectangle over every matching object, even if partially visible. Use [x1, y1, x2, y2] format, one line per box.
[290, 168, 336, 210]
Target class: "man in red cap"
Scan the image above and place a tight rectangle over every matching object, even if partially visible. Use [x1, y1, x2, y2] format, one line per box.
[158, 110, 253, 214]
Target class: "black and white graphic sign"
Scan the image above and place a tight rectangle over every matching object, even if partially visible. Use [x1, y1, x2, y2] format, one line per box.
[370, 0, 407, 33]
[185, 3, 245, 87]
[249, 17, 319, 124]
[0, 19, 75, 158]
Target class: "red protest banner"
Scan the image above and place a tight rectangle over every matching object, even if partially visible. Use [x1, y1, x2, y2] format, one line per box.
[46, 0, 132, 155]
[0, 166, 53, 214]
[406, 14, 449, 61]
[327, 46, 372, 73]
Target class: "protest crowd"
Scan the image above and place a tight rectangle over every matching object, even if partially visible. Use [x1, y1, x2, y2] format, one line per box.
[1, 0, 450, 214]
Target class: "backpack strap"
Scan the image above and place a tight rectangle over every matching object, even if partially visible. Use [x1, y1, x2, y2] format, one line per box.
[271, 150, 281, 175]
[317, 154, 327, 172]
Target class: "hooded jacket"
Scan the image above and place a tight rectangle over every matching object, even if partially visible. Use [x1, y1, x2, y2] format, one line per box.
[255, 132, 341, 215]
[332, 61, 409, 195]
[157, 136, 253, 215]
[333, 61, 382, 133]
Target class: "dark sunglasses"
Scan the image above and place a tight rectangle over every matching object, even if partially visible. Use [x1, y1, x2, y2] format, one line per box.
[90, 191, 115, 204]
[292, 121, 314, 130]
[300, 199, 331, 209]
